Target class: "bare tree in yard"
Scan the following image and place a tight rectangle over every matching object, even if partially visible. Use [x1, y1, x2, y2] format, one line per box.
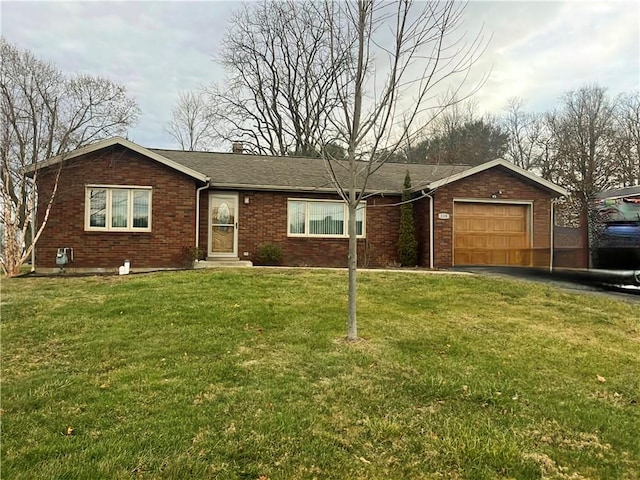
[0, 38, 139, 277]
[201, 0, 351, 156]
[166, 91, 216, 151]
[318, 0, 488, 340]
[546, 85, 620, 226]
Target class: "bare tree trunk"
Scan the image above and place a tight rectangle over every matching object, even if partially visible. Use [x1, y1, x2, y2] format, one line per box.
[347, 199, 358, 341]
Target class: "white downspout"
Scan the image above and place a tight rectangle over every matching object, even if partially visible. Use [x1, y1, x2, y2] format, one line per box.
[195, 180, 211, 252]
[425, 191, 435, 269]
[550, 198, 558, 272]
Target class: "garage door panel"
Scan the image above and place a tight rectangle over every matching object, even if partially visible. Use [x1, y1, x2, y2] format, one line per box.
[491, 218, 526, 233]
[470, 219, 488, 232]
[489, 236, 509, 248]
[507, 205, 525, 217]
[455, 234, 487, 248]
[453, 248, 532, 266]
[509, 236, 528, 248]
[455, 203, 474, 216]
[455, 218, 470, 231]
[454, 202, 530, 267]
[492, 205, 508, 216]
[491, 219, 509, 232]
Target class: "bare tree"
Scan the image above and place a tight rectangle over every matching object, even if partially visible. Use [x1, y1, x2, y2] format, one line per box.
[615, 91, 640, 186]
[428, 96, 480, 139]
[165, 90, 216, 151]
[502, 97, 556, 172]
[0, 38, 139, 276]
[204, 0, 352, 156]
[317, 0, 488, 340]
[546, 85, 620, 225]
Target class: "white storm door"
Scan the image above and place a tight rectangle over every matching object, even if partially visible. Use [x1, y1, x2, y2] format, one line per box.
[209, 193, 239, 257]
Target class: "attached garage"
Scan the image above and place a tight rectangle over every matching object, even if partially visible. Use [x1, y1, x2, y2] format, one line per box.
[453, 201, 532, 266]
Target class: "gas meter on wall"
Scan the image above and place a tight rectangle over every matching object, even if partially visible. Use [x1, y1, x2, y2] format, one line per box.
[56, 247, 73, 265]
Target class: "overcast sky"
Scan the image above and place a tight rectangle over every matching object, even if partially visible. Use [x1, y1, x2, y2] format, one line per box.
[1, 0, 639, 150]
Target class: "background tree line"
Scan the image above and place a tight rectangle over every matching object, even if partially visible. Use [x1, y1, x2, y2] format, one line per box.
[164, 1, 639, 230]
[169, 80, 639, 227]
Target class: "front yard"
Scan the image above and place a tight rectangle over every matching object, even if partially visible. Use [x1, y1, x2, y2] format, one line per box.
[1, 269, 638, 479]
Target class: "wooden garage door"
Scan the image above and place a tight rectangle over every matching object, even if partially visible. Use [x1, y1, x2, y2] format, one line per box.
[454, 202, 531, 266]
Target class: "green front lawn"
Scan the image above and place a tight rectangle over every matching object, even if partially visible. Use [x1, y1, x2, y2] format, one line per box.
[1, 269, 638, 479]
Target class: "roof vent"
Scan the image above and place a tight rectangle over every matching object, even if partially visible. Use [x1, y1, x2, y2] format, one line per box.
[232, 142, 244, 154]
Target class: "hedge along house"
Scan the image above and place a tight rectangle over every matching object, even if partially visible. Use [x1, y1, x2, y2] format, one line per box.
[30, 137, 568, 273]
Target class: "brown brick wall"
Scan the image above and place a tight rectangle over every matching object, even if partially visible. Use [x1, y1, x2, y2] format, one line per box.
[35, 151, 558, 271]
[35, 145, 198, 269]
[201, 191, 401, 267]
[414, 166, 556, 268]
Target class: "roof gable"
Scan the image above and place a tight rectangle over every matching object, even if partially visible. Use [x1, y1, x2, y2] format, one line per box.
[29, 137, 209, 183]
[424, 158, 569, 196]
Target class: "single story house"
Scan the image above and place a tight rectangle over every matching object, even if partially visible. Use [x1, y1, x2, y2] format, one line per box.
[31, 137, 568, 272]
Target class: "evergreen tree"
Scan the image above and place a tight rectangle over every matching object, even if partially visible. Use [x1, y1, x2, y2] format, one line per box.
[398, 171, 418, 266]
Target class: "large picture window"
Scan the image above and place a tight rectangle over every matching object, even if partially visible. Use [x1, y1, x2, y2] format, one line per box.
[85, 186, 152, 232]
[288, 199, 365, 238]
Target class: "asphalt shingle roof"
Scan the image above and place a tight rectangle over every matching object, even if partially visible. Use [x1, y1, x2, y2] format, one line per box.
[595, 185, 640, 200]
[150, 149, 472, 194]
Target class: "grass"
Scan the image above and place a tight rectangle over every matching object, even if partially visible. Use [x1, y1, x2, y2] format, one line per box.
[1, 268, 638, 479]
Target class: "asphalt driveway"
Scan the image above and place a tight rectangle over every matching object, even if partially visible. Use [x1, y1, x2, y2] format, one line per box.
[451, 266, 640, 304]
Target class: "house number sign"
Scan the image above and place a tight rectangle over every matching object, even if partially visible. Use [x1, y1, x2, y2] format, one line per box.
[438, 213, 450, 220]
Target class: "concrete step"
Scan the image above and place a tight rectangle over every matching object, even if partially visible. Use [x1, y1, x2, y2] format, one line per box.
[194, 258, 253, 268]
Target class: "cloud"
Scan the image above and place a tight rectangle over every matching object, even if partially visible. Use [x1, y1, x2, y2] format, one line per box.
[2, 1, 236, 148]
[2, 1, 638, 147]
[472, 1, 639, 113]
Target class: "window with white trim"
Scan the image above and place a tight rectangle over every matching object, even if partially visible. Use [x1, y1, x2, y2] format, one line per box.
[85, 186, 152, 232]
[288, 199, 365, 237]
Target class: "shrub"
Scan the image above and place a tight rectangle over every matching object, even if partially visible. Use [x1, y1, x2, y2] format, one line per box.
[256, 243, 283, 266]
[181, 246, 204, 267]
[398, 171, 418, 267]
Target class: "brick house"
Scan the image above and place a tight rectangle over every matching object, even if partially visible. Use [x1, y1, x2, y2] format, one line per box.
[31, 137, 568, 272]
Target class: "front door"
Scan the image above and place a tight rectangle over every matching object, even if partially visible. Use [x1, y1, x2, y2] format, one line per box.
[209, 193, 238, 257]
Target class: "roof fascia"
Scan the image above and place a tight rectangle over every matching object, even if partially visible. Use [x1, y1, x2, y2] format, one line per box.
[426, 159, 569, 197]
[27, 136, 209, 183]
[209, 182, 401, 195]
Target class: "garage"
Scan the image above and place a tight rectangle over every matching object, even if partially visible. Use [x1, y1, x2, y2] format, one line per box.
[453, 202, 531, 266]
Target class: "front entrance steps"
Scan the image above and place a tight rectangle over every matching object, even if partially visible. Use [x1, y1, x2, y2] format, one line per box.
[194, 257, 253, 269]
